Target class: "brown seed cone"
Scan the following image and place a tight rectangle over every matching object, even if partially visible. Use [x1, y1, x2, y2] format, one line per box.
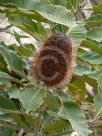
[32, 33, 76, 89]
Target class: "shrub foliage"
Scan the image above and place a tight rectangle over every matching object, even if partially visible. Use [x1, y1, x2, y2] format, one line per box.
[0, 0, 102, 135]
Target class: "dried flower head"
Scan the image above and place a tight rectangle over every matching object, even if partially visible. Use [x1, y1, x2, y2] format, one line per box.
[32, 33, 76, 89]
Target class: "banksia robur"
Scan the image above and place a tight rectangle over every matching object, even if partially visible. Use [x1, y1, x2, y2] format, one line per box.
[32, 33, 76, 89]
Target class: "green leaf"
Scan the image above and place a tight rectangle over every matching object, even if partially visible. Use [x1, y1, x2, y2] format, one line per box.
[68, 24, 86, 45]
[20, 85, 47, 112]
[8, 86, 23, 99]
[50, 92, 91, 136]
[0, 71, 21, 85]
[0, 112, 13, 122]
[45, 119, 72, 135]
[13, 31, 33, 57]
[68, 80, 86, 100]
[23, 114, 36, 130]
[87, 28, 102, 42]
[0, 95, 18, 113]
[87, 71, 102, 81]
[82, 40, 102, 56]
[0, 126, 14, 136]
[12, 114, 33, 132]
[8, 14, 46, 40]
[59, 102, 90, 136]
[9, 85, 47, 112]
[0, 45, 27, 79]
[74, 65, 101, 87]
[51, 0, 67, 7]
[12, 44, 33, 57]
[10, 42, 35, 57]
[51, 24, 69, 34]
[94, 78, 102, 117]
[75, 65, 102, 81]
[13, 30, 22, 45]
[0, 0, 76, 27]
[0, 7, 49, 23]
[45, 91, 60, 111]
[42, 111, 54, 129]
[0, 95, 33, 131]
[92, 4, 102, 12]
[86, 15, 102, 24]
[80, 51, 102, 64]
[74, 65, 91, 76]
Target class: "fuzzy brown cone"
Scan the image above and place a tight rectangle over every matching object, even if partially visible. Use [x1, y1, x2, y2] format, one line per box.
[32, 33, 76, 89]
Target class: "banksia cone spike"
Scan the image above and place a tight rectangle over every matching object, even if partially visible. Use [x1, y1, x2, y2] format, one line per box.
[32, 33, 76, 89]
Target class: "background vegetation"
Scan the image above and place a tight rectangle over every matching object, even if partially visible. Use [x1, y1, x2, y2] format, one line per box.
[0, 0, 102, 135]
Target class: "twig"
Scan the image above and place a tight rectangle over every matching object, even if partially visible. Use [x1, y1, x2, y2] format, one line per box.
[34, 100, 46, 136]
[18, 128, 25, 136]
[91, 116, 102, 124]
[0, 25, 13, 31]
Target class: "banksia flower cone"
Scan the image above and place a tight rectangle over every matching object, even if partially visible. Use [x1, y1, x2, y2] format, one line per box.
[32, 33, 75, 89]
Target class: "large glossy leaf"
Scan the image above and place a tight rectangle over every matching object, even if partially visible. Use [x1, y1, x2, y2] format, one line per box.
[59, 102, 90, 136]
[74, 65, 91, 76]
[0, 45, 27, 79]
[48, 94, 90, 136]
[80, 51, 102, 64]
[8, 86, 23, 99]
[0, 95, 34, 131]
[8, 14, 46, 40]
[68, 24, 86, 45]
[0, 96, 29, 131]
[0, 7, 49, 23]
[9, 85, 47, 112]
[87, 28, 102, 42]
[74, 65, 101, 88]
[0, 0, 76, 27]
[86, 15, 102, 24]
[20, 86, 47, 112]
[0, 95, 18, 113]
[94, 78, 102, 117]
[87, 71, 102, 81]
[82, 40, 102, 56]
[75, 65, 102, 80]
[51, 92, 90, 136]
